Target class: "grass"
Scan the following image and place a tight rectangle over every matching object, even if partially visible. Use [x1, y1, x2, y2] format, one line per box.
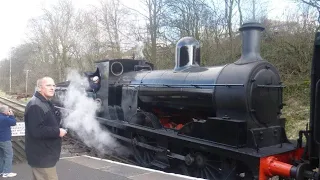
[282, 98, 310, 139]
[0, 91, 6, 97]
[281, 79, 311, 139]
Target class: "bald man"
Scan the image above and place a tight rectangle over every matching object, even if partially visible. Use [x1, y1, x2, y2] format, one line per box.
[24, 77, 67, 180]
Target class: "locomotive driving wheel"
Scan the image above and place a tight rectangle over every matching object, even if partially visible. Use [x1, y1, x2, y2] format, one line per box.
[132, 134, 157, 167]
[130, 111, 162, 168]
[178, 152, 239, 180]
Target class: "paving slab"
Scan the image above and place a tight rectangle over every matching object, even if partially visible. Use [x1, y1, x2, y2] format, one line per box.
[66, 156, 114, 169]
[130, 172, 196, 180]
[6, 155, 203, 180]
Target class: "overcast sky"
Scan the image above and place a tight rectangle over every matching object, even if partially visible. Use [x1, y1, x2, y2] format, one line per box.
[0, 0, 296, 60]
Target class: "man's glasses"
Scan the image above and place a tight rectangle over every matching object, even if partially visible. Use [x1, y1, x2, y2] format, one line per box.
[45, 84, 56, 88]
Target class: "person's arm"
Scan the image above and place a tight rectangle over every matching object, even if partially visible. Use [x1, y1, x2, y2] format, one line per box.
[25, 105, 60, 139]
[4, 115, 16, 126]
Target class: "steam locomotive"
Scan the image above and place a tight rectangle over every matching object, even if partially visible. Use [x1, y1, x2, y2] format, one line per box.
[53, 21, 320, 180]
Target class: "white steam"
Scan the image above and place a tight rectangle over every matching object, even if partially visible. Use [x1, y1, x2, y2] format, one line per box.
[60, 70, 131, 157]
[134, 41, 145, 60]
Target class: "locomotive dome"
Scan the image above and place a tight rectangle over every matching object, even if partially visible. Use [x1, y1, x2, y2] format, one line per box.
[174, 37, 201, 71]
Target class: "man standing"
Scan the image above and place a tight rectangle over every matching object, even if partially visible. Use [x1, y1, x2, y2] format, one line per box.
[0, 105, 17, 178]
[24, 77, 67, 180]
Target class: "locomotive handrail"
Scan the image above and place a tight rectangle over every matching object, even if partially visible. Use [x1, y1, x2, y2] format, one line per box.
[125, 83, 245, 88]
[257, 85, 285, 88]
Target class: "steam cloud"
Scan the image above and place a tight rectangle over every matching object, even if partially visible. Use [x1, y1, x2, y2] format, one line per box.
[59, 69, 131, 157]
[134, 41, 145, 60]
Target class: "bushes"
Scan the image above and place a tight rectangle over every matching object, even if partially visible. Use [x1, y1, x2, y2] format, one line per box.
[282, 80, 310, 139]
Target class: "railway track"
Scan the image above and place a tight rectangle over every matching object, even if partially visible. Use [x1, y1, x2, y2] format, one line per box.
[0, 96, 136, 165]
[0, 96, 26, 118]
[0, 96, 26, 112]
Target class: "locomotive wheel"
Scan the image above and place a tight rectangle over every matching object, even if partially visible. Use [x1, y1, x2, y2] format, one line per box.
[177, 152, 238, 180]
[129, 111, 162, 128]
[132, 134, 157, 167]
[130, 111, 162, 167]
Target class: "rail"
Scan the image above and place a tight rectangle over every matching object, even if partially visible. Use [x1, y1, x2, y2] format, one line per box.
[0, 96, 26, 116]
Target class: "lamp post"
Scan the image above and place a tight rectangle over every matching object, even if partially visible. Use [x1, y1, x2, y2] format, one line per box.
[252, 0, 256, 20]
[9, 48, 13, 94]
[9, 57, 11, 93]
[24, 70, 31, 94]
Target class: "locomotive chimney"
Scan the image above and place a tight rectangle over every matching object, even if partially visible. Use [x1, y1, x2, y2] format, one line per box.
[235, 21, 265, 64]
[174, 37, 200, 71]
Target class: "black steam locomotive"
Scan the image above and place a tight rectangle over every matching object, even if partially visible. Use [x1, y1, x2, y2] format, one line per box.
[53, 21, 320, 180]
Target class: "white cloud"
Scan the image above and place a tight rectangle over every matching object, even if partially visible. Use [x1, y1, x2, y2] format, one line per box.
[0, 0, 44, 60]
[267, 0, 298, 20]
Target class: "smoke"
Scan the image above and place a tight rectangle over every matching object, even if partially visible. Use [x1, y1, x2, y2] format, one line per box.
[60, 69, 131, 157]
[134, 41, 145, 60]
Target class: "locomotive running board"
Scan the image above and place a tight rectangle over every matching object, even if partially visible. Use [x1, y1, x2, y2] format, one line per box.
[57, 106, 297, 165]
[109, 132, 186, 161]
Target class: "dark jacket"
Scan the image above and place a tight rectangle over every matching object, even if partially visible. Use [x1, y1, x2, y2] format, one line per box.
[89, 80, 101, 93]
[24, 91, 61, 168]
[0, 113, 16, 142]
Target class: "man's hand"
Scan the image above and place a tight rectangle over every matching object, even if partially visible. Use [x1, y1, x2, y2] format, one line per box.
[8, 109, 14, 116]
[59, 128, 67, 137]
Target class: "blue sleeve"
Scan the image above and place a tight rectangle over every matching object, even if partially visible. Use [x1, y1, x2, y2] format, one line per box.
[25, 105, 60, 139]
[4, 115, 16, 126]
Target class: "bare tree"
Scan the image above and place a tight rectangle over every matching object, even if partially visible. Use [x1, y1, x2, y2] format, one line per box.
[28, 0, 76, 81]
[165, 0, 209, 40]
[225, 0, 236, 40]
[134, 0, 166, 64]
[237, 0, 243, 26]
[300, 0, 320, 29]
[100, 0, 130, 58]
[72, 8, 106, 69]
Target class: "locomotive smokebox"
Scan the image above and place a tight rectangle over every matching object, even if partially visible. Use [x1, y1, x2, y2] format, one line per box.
[174, 37, 200, 71]
[235, 21, 265, 64]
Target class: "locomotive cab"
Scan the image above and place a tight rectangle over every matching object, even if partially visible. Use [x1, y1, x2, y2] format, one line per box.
[91, 59, 154, 119]
[308, 32, 320, 171]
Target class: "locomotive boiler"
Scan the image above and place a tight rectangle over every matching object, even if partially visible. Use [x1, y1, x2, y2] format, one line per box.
[53, 21, 320, 180]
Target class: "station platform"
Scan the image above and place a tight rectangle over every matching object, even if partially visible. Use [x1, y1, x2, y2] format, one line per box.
[9, 155, 204, 180]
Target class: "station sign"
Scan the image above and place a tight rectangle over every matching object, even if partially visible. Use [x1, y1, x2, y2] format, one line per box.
[11, 122, 25, 136]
